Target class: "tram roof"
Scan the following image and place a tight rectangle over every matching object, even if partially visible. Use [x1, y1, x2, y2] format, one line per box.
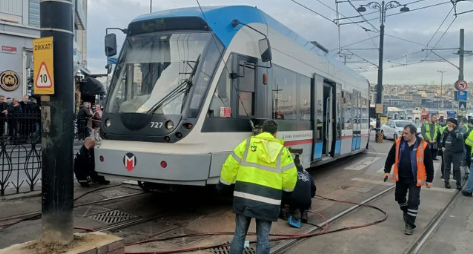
[132, 6, 364, 80]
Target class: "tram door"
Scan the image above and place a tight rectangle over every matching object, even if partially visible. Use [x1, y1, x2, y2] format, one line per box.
[322, 84, 334, 156]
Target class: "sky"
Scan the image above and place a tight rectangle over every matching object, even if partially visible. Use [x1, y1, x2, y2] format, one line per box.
[86, 0, 473, 86]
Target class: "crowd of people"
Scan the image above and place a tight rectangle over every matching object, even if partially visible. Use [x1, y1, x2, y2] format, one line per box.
[77, 101, 102, 141]
[0, 95, 40, 141]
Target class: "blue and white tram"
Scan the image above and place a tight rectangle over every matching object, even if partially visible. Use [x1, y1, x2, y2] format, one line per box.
[96, 6, 370, 190]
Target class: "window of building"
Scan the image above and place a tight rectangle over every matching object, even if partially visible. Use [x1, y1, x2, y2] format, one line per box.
[272, 65, 297, 120]
[299, 75, 311, 120]
[29, 0, 40, 27]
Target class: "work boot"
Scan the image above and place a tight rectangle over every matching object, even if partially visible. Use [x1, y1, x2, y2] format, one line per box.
[404, 223, 414, 235]
[462, 190, 473, 197]
[279, 208, 287, 220]
[98, 180, 110, 185]
[445, 182, 451, 189]
[457, 183, 462, 190]
[80, 182, 90, 187]
[301, 210, 308, 223]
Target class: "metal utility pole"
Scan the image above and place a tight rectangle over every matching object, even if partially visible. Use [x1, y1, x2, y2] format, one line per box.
[40, 0, 74, 244]
[150, 0, 153, 13]
[357, 1, 409, 142]
[459, 28, 464, 81]
[438, 70, 446, 109]
[335, 0, 341, 61]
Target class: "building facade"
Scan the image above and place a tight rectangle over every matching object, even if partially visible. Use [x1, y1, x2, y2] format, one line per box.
[0, 0, 87, 99]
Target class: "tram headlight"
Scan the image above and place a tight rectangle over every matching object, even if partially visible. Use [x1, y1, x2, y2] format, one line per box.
[165, 120, 174, 130]
[105, 118, 111, 127]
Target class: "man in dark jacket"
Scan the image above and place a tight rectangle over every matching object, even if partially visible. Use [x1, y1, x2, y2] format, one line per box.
[74, 137, 109, 187]
[77, 102, 92, 139]
[440, 118, 464, 189]
[8, 98, 22, 140]
[384, 124, 434, 235]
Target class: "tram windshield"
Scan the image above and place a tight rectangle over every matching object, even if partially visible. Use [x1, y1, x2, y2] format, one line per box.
[107, 32, 220, 116]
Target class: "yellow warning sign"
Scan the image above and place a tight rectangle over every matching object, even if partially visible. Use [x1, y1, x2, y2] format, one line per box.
[33, 37, 54, 94]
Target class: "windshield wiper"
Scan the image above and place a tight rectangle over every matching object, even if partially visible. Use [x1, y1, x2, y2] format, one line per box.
[147, 54, 201, 114]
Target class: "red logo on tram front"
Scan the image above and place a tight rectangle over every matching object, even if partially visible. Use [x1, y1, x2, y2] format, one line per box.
[123, 153, 137, 172]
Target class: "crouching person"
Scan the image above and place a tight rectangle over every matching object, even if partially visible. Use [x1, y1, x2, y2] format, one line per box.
[284, 155, 316, 228]
[74, 137, 110, 187]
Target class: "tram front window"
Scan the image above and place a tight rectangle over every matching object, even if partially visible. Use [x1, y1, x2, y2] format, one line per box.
[107, 32, 215, 115]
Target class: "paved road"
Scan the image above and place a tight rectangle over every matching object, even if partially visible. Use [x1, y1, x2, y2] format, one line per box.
[2, 137, 470, 253]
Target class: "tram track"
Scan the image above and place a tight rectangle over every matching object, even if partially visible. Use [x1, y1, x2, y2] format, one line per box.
[271, 184, 396, 254]
[407, 184, 463, 254]
[271, 181, 464, 254]
[0, 187, 147, 224]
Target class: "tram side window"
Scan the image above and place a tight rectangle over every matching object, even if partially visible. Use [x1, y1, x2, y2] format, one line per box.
[342, 92, 352, 130]
[237, 61, 255, 116]
[361, 98, 369, 129]
[208, 55, 233, 118]
[272, 65, 297, 120]
[299, 75, 311, 120]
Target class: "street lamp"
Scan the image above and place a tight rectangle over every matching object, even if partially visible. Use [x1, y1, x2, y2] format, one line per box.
[438, 70, 446, 109]
[357, 1, 409, 142]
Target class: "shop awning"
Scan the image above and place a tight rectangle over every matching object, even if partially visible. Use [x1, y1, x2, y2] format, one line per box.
[79, 76, 106, 96]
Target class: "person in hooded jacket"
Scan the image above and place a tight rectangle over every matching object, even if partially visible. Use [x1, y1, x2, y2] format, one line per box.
[282, 154, 316, 228]
[217, 120, 297, 254]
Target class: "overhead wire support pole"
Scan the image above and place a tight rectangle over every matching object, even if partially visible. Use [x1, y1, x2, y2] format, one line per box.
[356, 1, 410, 143]
[459, 28, 464, 81]
[335, 0, 341, 61]
[40, 0, 74, 244]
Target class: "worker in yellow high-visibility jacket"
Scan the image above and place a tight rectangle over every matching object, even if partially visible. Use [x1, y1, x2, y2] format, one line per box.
[218, 120, 297, 253]
[463, 126, 473, 197]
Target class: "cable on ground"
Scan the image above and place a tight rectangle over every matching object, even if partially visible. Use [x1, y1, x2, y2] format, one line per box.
[109, 194, 388, 254]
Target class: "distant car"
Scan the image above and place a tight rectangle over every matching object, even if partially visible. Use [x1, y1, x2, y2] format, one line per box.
[370, 118, 376, 130]
[381, 120, 418, 140]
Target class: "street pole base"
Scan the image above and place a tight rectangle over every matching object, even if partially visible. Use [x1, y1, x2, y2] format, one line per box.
[376, 132, 384, 143]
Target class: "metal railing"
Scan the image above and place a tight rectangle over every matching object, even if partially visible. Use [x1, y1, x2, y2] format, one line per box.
[0, 112, 42, 196]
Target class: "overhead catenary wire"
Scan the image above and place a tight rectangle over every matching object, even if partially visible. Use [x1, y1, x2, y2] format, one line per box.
[339, 1, 452, 25]
[425, 6, 454, 49]
[289, 0, 336, 24]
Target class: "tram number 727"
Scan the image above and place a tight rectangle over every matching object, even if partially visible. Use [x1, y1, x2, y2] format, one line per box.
[150, 122, 164, 128]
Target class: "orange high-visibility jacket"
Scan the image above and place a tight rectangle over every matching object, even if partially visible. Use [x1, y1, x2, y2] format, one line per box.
[392, 138, 428, 186]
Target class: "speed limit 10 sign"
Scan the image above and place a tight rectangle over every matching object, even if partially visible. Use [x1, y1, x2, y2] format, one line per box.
[33, 37, 54, 94]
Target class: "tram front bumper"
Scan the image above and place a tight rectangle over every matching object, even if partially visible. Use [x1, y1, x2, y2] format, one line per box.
[95, 148, 211, 186]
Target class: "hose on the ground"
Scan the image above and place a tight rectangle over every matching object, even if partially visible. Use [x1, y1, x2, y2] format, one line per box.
[73, 194, 387, 254]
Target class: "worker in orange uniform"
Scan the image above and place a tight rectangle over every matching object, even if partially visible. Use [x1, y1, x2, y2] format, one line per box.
[384, 124, 434, 235]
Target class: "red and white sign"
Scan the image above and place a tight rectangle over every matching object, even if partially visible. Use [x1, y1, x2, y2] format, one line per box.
[123, 153, 137, 172]
[1, 46, 17, 53]
[455, 80, 468, 91]
[220, 107, 231, 117]
[35, 62, 53, 88]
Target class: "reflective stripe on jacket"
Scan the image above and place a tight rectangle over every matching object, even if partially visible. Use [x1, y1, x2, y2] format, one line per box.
[392, 138, 428, 187]
[220, 132, 298, 221]
[423, 122, 439, 141]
